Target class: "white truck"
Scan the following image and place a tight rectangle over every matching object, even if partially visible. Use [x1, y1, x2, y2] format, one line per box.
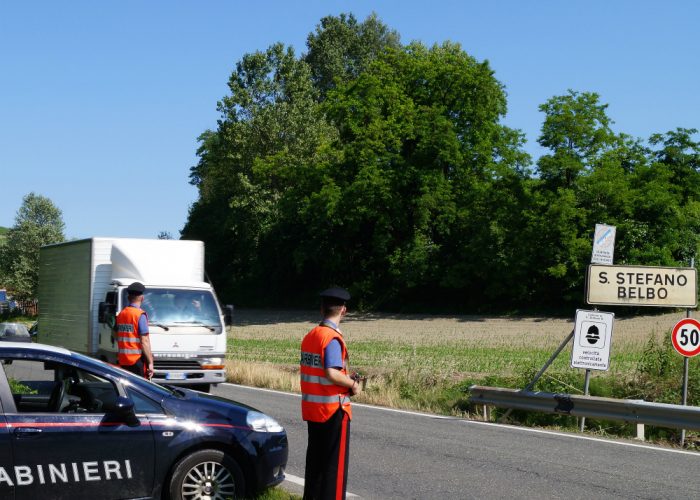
[37, 237, 233, 392]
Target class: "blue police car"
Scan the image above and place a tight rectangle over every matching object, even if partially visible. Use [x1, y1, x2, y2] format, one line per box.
[0, 342, 288, 499]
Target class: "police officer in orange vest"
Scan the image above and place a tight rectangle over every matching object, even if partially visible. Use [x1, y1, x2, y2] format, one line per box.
[115, 282, 154, 379]
[300, 287, 361, 500]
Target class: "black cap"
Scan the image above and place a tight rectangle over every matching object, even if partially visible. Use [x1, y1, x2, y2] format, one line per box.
[320, 287, 351, 302]
[126, 282, 146, 295]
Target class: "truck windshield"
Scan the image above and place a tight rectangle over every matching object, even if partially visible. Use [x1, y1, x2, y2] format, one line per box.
[122, 289, 221, 328]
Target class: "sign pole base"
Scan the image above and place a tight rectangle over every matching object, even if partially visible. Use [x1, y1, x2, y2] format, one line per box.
[681, 356, 689, 447]
[579, 369, 591, 432]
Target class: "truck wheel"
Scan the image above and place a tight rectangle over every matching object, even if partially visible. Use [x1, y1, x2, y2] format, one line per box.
[169, 449, 244, 500]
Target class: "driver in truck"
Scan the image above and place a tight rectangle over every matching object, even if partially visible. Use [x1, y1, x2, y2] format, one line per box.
[174, 295, 202, 319]
[115, 282, 154, 379]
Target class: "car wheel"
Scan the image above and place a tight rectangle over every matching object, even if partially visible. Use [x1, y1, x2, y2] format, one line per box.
[169, 449, 245, 500]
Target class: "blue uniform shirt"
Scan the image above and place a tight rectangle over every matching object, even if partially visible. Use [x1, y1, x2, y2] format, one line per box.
[324, 339, 342, 369]
[321, 318, 343, 369]
[130, 303, 149, 336]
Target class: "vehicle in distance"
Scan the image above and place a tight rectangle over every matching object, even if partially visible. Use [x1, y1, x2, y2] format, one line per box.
[38, 238, 234, 392]
[0, 323, 31, 343]
[0, 342, 288, 499]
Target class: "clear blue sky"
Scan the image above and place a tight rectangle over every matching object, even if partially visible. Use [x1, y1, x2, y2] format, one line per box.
[2, 1, 698, 239]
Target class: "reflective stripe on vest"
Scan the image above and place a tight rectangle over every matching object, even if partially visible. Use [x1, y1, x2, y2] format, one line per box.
[118, 348, 142, 355]
[300, 325, 352, 422]
[117, 336, 141, 343]
[300, 373, 336, 386]
[302, 393, 351, 405]
[115, 306, 146, 366]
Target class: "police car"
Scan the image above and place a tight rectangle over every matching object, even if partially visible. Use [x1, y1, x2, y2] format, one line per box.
[0, 342, 288, 499]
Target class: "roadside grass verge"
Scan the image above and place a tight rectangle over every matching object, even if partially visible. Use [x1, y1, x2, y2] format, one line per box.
[226, 309, 700, 446]
[253, 487, 300, 500]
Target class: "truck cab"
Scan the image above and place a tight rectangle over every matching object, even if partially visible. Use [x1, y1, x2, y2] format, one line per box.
[98, 281, 232, 392]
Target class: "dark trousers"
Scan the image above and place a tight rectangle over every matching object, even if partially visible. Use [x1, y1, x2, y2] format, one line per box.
[120, 358, 145, 377]
[304, 408, 351, 500]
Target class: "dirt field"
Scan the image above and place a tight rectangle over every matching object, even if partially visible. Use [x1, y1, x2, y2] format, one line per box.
[232, 308, 687, 352]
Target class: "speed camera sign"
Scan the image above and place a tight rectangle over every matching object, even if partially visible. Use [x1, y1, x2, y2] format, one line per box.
[572, 309, 614, 370]
[671, 318, 700, 357]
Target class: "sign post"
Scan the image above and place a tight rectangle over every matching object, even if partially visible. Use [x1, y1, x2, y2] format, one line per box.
[514, 227, 698, 441]
[577, 225, 616, 431]
[572, 309, 614, 431]
[671, 316, 700, 446]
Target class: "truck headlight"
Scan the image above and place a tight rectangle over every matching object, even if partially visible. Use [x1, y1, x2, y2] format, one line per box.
[246, 411, 284, 433]
[201, 357, 225, 369]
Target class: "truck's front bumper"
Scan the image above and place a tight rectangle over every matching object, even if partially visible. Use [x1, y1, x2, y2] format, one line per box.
[151, 367, 226, 385]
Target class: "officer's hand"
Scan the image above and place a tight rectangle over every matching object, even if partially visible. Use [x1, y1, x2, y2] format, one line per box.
[146, 362, 155, 380]
[350, 379, 361, 395]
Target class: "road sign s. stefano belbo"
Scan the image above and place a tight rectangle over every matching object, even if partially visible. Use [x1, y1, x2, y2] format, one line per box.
[591, 224, 616, 265]
[572, 309, 614, 371]
[587, 264, 697, 308]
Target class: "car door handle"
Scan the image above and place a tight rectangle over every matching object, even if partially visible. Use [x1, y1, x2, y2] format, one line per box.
[14, 427, 43, 438]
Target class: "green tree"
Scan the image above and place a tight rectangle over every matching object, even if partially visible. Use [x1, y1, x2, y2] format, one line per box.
[627, 128, 700, 265]
[182, 42, 337, 303]
[0, 193, 65, 300]
[649, 128, 700, 203]
[305, 12, 401, 98]
[530, 92, 700, 306]
[298, 41, 531, 308]
[537, 90, 616, 189]
[530, 91, 623, 303]
[0, 227, 8, 256]
[184, 14, 534, 310]
[184, 12, 700, 312]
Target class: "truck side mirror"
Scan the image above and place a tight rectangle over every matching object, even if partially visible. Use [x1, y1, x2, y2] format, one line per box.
[224, 305, 234, 326]
[99, 302, 117, 325]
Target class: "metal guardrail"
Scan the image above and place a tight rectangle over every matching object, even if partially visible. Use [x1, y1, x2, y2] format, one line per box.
[469, 385, 700, 431]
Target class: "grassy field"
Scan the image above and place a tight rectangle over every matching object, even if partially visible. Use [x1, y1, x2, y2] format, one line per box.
[227, 308, 684, 377]
[224, 308, 700, 443]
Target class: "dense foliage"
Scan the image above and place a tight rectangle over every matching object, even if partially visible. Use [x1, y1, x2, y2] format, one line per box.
[183, 13, 700, 312]
[0, 193, 65, 300]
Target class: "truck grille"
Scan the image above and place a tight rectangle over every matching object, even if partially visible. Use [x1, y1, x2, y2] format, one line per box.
[154, 360, 201, 370]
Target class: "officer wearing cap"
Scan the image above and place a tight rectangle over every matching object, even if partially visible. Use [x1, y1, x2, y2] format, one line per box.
[115, 282, 154, 379]
[300, 287, 360, 500]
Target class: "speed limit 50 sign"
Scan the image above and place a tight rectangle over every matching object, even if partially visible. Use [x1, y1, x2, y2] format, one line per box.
[671, 318, 700, 357]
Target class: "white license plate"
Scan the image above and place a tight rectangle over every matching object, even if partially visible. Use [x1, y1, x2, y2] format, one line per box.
[165, 372, 187, 380]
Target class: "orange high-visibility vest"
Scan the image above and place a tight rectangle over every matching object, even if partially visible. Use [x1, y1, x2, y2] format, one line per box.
[300, 324, 352, 422]
[115, 306, 146, 366]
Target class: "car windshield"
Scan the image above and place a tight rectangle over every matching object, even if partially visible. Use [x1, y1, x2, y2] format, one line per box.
[0, 322, 30, 338]
[122, 288, 221, 328]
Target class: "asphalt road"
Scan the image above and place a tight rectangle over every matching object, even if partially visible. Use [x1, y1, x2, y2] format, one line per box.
[213, 383, 700, 500]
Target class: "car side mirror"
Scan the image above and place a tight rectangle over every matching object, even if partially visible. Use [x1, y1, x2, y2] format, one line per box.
[98, 302, 117, 325]
[104, 396, 134, 415]
[224, 304, 234, 326]
[103, 396, 139, 426]
[102, 396, 140, 427]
